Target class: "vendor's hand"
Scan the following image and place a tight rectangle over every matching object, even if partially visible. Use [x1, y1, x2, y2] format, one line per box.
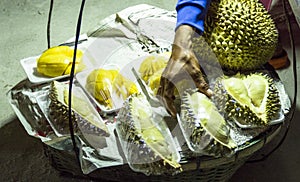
[157, 25, 213, 117]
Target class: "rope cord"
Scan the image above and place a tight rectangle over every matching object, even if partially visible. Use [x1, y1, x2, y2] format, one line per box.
[247, 0, 297, 163]
[47, 0, 54, 49]
[47, 0, 86, 173]
[68, 0, 86, 170]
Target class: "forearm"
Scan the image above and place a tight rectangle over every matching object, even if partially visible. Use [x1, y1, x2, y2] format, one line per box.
[173, 25, 195, 50]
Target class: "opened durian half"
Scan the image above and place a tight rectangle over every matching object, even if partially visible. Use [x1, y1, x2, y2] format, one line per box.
[193, 0, 278, 71]
[48, 81, 109, 136]
[179, 89, 237, 157]
[116, 93, 181, 176]
[213, 72, 281, 127]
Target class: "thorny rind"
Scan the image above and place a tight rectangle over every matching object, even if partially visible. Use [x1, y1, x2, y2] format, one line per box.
[116, 93, 182, 176]
[180, 89, 237, 157]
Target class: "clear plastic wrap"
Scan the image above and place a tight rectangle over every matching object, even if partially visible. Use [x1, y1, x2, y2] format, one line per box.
[76, 66, 139, 113]
[178, 89, 237, 157]
[116, 93, 182, 176]
[212, 71, 288, 129]
[38, 81, 109, 137]
[8, 3, 292, 177]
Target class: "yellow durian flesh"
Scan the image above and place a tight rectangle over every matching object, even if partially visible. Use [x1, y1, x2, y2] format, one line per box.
[218, 73, 281, 125]
[179, 89, 237, 156]
[116, 94, 181, 175]
[37, 46, 85, 77]
[184, 91, 236, 148]
[147, 68, 164, 95]
[223, 77, 252, 107]
[138, 54, 168, 83]
[85, 69, 118, 108]
[85, 68, 138, 109]
[243, 74, 268, 107]
[62, 88, 109, 135]
[113, 73, 139, 100]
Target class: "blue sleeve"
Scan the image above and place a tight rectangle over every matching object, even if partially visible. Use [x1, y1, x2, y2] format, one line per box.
[176, 0, 211, 34]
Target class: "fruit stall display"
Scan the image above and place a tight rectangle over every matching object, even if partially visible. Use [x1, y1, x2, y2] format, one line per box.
[8, 2, 291, 181]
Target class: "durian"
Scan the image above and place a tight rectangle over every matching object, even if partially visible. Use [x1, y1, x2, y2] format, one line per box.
[85, 68, 138, 109]
[213, 72, 281, 126]
[193, 0, 278, 71]
[37, 46, 85, 77]
[116, 93, 181, 176]
[179, 89, 237, 156]
[147, 68, 164, 95]
[48, 81, 109, 136]
[138, 54, 169, 83]
[147, 69, 195, 97]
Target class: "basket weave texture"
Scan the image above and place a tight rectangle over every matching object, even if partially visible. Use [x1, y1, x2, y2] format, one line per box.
[43, 125, 282, 182]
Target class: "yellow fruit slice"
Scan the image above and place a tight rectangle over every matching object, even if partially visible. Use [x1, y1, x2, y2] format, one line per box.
[36, 46, 85, 77]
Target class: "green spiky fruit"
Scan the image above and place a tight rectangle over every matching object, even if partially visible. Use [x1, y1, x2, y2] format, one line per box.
[193, 0, 278, 71]
[116, 94, 181, 176]
[48, 81, 109, 136]
[180, 89, 237, 157]
[213, 73, 281, 126]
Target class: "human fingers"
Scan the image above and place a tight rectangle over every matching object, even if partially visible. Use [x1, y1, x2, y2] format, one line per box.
[186, 55, 213, 97]
[157, 74, 177, 117]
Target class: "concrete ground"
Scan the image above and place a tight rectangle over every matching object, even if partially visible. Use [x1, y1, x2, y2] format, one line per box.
[0, 0, 299, 181]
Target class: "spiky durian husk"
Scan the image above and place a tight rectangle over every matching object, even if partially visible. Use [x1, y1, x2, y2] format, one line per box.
[180, 89, 237, 157]
[213, 73, 281, 126]
[116, 94, 181, 176]
[48, 81, 109, 136]
[48, 82, 77, 134]
[193, 0, 278, 71]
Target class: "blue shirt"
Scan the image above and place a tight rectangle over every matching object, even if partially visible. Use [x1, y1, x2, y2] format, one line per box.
[176, 0, 211, 34]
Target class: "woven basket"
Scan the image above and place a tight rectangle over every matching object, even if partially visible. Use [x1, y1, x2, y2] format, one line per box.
[43, 124, 282, 182]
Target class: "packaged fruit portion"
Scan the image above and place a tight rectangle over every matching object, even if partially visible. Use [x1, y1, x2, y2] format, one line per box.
[48, 81, 109, 137]
[179, 89, 237, 157]
[213, 72, 282, 127]
[116, 93, 182, 176]
[85, 68, 138, 110]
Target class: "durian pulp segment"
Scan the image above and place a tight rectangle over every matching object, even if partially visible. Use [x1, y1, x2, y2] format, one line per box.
[86, 68, 139, 109]
[99, 77, 114, 108]
[223, 77, 252, 106]
[130, 96, 153, 131]
[85, 69, 118, 109]
[37, 46, 85, 77]
[147, 68, 164, 95]
[63, 60, 86, 75]
[138, 55, 168, 83]
[129, 96, 181, 169]
[223, 74, 270, 121]
[186, 92, 236, 148]
[113, 73, 139, 100]
[243, 74, 269, 117]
